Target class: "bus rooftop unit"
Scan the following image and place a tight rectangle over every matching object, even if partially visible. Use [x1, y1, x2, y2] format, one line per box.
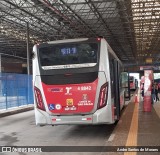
[32, 38, 128, 125]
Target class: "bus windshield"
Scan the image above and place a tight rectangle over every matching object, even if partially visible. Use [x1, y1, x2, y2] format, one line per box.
[38, 42, 98, 69]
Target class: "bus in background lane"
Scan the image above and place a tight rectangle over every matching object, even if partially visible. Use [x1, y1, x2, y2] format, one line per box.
[129, 76, 138, 90]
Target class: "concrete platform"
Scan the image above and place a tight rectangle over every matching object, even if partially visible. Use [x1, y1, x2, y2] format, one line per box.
[103, 89, 160, 155]
[0, 105, 34, 117]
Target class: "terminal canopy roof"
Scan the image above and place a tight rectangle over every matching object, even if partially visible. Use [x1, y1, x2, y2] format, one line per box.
[0, 0, 159, 66]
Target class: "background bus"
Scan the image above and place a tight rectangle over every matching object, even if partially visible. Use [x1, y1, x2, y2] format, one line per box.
[129, 76, 138, 90]
[32, 38, 129, 125]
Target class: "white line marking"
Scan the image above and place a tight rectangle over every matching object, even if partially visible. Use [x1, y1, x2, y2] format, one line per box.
[107, 133, 115, 142]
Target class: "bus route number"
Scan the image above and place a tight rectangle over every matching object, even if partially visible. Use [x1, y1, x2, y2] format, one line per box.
[77, 86, 91, 91]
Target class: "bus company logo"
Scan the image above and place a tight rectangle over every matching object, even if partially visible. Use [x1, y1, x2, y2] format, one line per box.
[55, 104, 62, 110]
[65, 87, 72, 95]
[66, 99, 73, 106]
[48, 88, 63, 92]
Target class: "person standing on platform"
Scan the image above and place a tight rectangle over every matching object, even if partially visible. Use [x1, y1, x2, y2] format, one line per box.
[151, 83, 156, 104]
[158, 82, 160, 93]
[155, 83, 159, 102]
[141, 83, 144, 98]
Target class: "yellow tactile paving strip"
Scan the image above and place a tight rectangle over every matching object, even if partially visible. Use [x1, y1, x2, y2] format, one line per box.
[124, 95, 139, 155]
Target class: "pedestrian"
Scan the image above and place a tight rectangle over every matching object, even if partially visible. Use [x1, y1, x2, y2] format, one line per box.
[141, 83, 144, 98]
[151, 83, 156, 104]
[158, 82, 160, 93]
[155, 83, 159, 102]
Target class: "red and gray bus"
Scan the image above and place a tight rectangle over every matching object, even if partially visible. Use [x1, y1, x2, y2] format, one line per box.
[32, 38, 128, 125]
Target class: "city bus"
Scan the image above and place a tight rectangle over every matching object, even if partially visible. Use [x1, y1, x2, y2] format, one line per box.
[129, 76, 138, 90]
[32, 38, 128, 125]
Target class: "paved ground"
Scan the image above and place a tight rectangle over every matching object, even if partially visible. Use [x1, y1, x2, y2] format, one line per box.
[2, 91, 160, 155]
[0, 110, 116, 155]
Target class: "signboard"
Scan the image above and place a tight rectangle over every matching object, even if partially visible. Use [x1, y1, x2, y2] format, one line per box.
[145, 58, 152, 64]
[140, 66, 160, 71]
